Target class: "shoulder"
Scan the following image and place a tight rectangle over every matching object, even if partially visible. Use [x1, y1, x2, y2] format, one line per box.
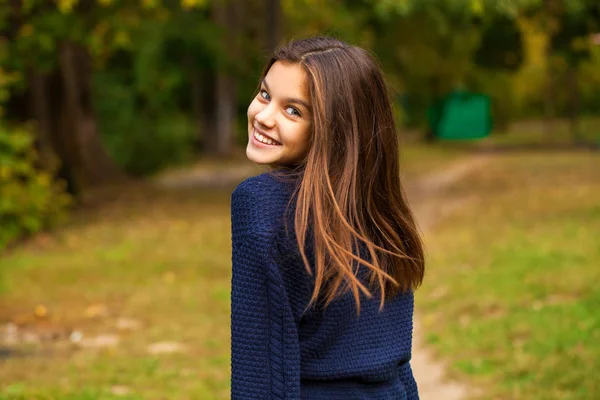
[232, 172, 287, 199]
[231, 172, 297, 236]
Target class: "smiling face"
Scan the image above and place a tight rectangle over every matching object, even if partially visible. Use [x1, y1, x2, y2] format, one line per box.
[246, 61, 312, 167]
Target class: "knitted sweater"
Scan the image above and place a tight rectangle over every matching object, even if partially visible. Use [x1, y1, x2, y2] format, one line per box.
[231, 172, 419, 400]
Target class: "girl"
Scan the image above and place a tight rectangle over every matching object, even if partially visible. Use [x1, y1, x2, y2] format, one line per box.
[231, 36, 425, 400]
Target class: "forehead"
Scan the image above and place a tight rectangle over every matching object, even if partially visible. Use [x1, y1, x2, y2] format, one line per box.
[264, 61, 309, 99]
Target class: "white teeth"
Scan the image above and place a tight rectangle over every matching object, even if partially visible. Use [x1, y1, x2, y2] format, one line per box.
[254, 130, 278, 146]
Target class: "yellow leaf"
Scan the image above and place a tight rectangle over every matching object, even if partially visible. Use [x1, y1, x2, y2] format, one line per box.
[163, 271, 176, 283]
[83, 303, 109, 318]
[34, 305, 48, 318]
[114, 31, 131, 48]
[469, 0, 484, 16]
[181, 0, 204, 10]
[142, 0, 159, 9]
[572, 37, 589, 52]
[56, 0, 78, 13]
[19, 24, 34, 38]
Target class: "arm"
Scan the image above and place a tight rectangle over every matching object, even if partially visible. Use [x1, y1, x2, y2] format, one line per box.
[398, 361, 419, 400]
[230, 179, 301, 400]
[398, 290, 419, 399]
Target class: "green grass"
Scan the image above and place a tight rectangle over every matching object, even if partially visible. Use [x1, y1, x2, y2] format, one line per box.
[400, 142, 472, 178]
[3, 138, 595, 399]
[0, 185, 234, 399]
[0, 144, 467, 399]
[418, 151, 600, 399]
[485, 116, 600, 146]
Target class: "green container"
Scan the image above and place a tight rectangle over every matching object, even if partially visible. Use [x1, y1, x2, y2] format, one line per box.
[428, 91, 492, 139]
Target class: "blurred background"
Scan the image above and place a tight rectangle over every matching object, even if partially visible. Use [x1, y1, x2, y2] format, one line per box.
[0, 0, 598, 399]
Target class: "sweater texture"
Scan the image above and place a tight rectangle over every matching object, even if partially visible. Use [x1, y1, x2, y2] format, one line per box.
[231, 172, 419, 399]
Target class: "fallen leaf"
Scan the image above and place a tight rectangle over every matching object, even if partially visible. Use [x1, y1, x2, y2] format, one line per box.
[163, 271, 176, 283]
[110, 386, 131, 396]
[79, 334, 119, 349]
[115, 318, 142, 332]
[147, 341, 186, 355]
[83, 303, 109, 319]
[34, 305, 48, 318]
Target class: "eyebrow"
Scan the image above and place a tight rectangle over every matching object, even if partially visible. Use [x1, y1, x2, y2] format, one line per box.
[262, 79, 312, 112]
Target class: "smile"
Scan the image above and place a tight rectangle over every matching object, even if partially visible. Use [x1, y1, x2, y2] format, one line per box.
[253, 129, 282, 146]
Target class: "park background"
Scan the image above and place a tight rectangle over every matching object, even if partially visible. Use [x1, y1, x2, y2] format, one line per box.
[0, 0, 599, 399]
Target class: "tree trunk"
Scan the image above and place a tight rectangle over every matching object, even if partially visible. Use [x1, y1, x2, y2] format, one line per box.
[544, 64, 556, 137]
[212, 0, 241, 156]
[200, 68, 217, 153]
[215, 74, 236, 155]
[29, 70, 57, 170]
[425, 76, 442, 142]
[544, 0, 560, 137]
[266, 0, 282, 52]
[57, 42, 123, 188]
[566, 65, 581, 143]
[189, 64, 204, 151]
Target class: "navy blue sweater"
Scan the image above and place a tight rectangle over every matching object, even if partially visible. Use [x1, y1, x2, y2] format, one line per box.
[231, 172, 419, 399]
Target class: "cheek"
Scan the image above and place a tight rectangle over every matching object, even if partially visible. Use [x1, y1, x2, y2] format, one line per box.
[247, 99, 261, 120]
[300, 124, 312, 147]
[290, 124, 311, 152]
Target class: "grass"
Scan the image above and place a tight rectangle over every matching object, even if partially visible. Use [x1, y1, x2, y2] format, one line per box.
[0, 185, 235, 399]
[490, 117, 600, 146]
[2, 135, 596, 399]
[400, 141, 471, 178]
[0, 145, 466, 399]
[418, 151, 600, 399]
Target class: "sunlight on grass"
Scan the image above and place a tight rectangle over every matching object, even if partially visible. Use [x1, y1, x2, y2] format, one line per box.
[0, 185, 234, 399]
[0, 140, 468, 399]
[3, 142, 596, 399]
[419, 152, 600, 399]
[487, 116, 600, 146]
[400, 142, 471, 178]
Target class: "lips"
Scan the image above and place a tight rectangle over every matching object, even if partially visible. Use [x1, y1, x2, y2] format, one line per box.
[254, 126, 281, 145]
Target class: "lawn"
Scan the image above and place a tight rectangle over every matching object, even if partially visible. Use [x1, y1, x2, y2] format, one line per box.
[400, 141, 471, 178]
[418, 151, 600, 399]
[489, 117, 600, 146]
[2, 138, 596, 399]
[0, 185, 235, 399]
[0, 144, 467, 400]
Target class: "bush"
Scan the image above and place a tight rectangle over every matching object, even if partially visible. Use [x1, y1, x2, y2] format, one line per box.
[97, 105, 195, 176]
[93, 66, 195, 176]
[0, 125, 71, 250]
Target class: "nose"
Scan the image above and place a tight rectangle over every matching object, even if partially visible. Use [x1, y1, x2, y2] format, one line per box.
[254, 103, 276, 129]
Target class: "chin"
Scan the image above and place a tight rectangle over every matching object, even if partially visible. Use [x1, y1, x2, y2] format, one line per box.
[246, 145, 274, 165]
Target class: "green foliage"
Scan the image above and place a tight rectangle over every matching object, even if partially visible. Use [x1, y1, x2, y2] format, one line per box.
[372, 8, 481, 128]
[475, 15, 524, 71]
[0, 125, 71, 250]
[1, 0, 600, 164]
[89, 10, 214, 176]
[549, 2, 600, 66]
[93, 70, 195, 175]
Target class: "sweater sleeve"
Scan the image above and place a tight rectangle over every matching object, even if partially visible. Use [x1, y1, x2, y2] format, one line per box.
[398, 361, 419, 400]
[230, 178, 301, 400]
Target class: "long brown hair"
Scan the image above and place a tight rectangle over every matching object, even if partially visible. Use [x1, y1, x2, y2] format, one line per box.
[263, 37, 424, 315]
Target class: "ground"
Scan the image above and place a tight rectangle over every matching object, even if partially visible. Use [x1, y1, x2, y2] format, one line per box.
[1, 144, 598, 399]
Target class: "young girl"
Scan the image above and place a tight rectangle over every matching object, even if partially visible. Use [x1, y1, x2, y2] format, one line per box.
[231, 36, 425, 399]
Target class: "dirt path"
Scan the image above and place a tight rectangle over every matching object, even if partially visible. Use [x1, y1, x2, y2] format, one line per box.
[154, 155, 489, 398]
[406, 155, 489, 399]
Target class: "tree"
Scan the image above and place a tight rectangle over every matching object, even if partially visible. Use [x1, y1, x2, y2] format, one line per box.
[2, 1, 127, 194]
[546, 0, 600, 140]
